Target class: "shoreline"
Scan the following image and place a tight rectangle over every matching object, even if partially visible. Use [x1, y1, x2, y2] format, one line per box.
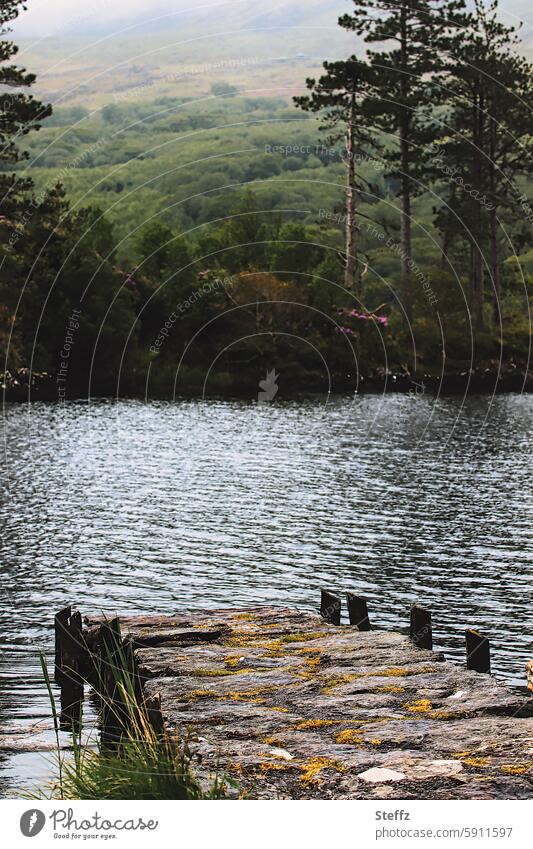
[3, 368, 533, 403]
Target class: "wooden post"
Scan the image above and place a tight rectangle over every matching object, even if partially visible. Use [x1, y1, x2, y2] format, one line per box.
[60, 610, 85, 728]
[320, 589, 341, 625]
[54, 606, 71, 686]
[55, 607, 86, 728]
[346, 593, 371, 631]
[466, 629, 491, 674]
[410, 605, 432, 650]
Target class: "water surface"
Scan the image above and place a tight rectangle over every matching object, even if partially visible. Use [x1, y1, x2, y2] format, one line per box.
[1, 394, 532, 794]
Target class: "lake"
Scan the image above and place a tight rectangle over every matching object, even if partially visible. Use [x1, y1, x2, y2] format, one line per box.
[0, 394, 532, 795]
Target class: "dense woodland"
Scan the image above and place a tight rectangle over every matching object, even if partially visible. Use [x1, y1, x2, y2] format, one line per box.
[1, 0, 532, 398]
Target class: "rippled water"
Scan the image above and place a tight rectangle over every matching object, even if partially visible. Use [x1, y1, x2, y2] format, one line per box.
[1, 394, 532, 794]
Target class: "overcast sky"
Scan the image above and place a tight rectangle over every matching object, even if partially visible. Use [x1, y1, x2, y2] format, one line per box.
[11, 0, 533, 36]
[13, 0, 257, 35]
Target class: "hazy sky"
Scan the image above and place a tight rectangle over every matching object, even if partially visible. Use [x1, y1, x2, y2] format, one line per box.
[12, 0, 533, 36]
[13, 1, 262, 35]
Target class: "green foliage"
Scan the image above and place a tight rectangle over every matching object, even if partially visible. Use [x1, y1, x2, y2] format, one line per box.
[33, 653, 227, 801]
[211, 81, 239, 97]
[2, 2, 532, 397]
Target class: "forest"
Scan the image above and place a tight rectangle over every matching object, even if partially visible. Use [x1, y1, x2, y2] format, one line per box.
[1, 0, 532, 398]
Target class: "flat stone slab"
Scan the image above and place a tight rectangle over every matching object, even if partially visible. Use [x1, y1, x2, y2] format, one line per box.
[84, 606, 533, 799]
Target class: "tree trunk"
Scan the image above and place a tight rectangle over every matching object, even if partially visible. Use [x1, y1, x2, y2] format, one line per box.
[488, 117, 501, 325]
[490, 206, 501, 325]
[400, 136, 412, 320]
[344, 89, 357, 292]
[470, 86, 485, 330]
[399, 5, 412, 322]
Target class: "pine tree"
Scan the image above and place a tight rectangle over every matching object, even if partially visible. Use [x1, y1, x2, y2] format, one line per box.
[294, 57, 375, 293]
[339, 0, 466, 319]
[430, 0, 533, 328]
[0, 0, 51, 215]
[0, 1, 52, 370]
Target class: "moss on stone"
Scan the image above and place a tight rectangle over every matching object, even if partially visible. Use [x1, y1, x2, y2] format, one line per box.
[279, 632, 328, 644]
[181, 689, 216, 703]
[193, 667, 253, 677]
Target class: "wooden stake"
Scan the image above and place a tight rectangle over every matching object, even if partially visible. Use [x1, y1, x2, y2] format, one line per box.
[54, 606, 71, 686]
[320, 589, 341, 625]
[410, 605, 433, 650]
[466, 629, 491, 674]
[59, 610, 85, 728]
[346, 593, 371, 631]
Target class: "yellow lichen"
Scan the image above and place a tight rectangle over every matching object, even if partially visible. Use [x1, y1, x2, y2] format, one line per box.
[299, 757, 347, 786]
[259, 761, 292, 773]
[370, 738, 382, 746]
[321, 673, 358, 694]
[259, 640, 285, 657]
[461, 756, 490, 767]
[257, 734, 283, 745]
[295, 651, 323, 680]
[404, 698, 433, 713]
[295, 719, 334, 731]
[271, 706, 289, 713]
[376, 685, 405, 693]
[429, 710, 454, 720]
[220, 685, 272, 703]
[194, 667, 253, 677]
[232, 613, 256, 621]
[352, 668, 408, 679]
[500, 763, 529, 775]
[381, 668, 408, 677]
[224, 654, 244, 668]
[228, 762, 245, 775]
[279, 632, 328, 644]
[181, 689, 216, 703]
[334, 728, 364, 745]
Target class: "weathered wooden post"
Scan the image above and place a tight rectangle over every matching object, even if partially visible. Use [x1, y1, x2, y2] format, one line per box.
[465, 629, 491, 674]
[346, 593, 371, 631]
[54, 605, 71, 686]
[320, 589, 341, 625]
[61, 610, 85, 728]
[527, 661, 533, 694]
[410, 605, 432, 650]
[55, 606, 86, 728]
